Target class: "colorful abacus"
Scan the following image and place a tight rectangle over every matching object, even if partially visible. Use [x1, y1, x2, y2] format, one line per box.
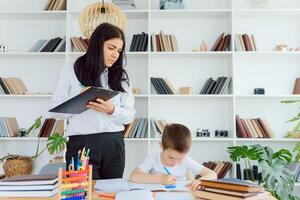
[58, 165, 92, 200]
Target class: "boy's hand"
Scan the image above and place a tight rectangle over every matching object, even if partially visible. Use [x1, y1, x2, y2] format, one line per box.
[186, 179, 202, 191]
[160, 174, 176, 185]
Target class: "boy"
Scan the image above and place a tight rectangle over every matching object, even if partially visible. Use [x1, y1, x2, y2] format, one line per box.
[129, 123, 217, 190]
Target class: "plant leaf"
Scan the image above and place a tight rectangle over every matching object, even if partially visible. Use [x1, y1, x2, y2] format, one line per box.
[25, 116, 42, 135]
[281, 100, 300, 104]
[273, 149, 292, 165]
[47, 133, 67, 155]
[286, 117, 300, 123]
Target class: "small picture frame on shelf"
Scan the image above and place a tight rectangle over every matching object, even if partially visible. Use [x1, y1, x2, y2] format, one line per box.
[159, 0, 184, 10]
[254, 88, 265, 95]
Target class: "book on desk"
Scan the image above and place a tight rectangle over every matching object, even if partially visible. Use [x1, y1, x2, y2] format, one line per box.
[0, 175, 58, 197]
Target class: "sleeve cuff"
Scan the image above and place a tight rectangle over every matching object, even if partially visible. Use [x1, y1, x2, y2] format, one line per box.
[110, 105, 120, 117]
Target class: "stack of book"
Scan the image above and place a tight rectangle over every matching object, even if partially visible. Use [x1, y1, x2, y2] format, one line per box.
[0, 77, 28, 95]
[124, 118, 148, 138]
[28, 36, 66, 52]
[0, 175, 58, 197]
[151, 77, 175, 94]
[129, 32, 148, 52]
[70, 36, 90, 52]
[236, 115, 274, 138]
[39, 118, 64, 137]
[289, 162, 300, 183]
[203, 161, 232, 179]
[0, 117, 19, 137]
[112, 0, 136, 9]
[150, 118, 167, 138]
[210, 33, 231, 51]
[43, 0, 66, 10]
[234, 34, 257, 51]
[193, 178, 269, 200]
[151, 31, 177, 52]
[199, 76, 231, 94]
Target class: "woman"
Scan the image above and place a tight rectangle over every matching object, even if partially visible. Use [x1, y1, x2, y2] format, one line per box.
[50, 23, 135, 179]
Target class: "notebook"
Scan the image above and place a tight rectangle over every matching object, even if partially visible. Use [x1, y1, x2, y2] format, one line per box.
[199, 178, 262, 193]
[94, 178, 191, 192]
[0, 188, 58, 197]
[0, 175, 58, 186]
[0, 182, 58, 191]
[116, 190, 153, 200]
[49, 87, 119, 114]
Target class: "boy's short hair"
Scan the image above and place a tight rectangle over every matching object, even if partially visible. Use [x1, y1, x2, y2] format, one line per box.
[161, 123, 191, 153]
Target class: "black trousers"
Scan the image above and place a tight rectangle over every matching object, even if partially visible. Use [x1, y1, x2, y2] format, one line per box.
[65, 132, 125, 180]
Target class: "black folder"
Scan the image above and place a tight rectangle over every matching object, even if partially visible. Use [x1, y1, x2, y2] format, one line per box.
[49, 87, 119, 114]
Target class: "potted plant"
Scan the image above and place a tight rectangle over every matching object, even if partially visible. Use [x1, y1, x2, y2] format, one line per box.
[0, 116, 67, 177]
[281, 100, 300, 138]
[227, 144, 299, 200]
[294, 141, 300, 162]
[227, 145, 262, 181]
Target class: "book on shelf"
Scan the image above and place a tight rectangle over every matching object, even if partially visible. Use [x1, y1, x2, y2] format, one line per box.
[129, 32, 148, 52]
[202, 161, 232, 179]
[150, 118, 167, 138]
[28, 36, 65, 52]
[70, 36, 90, 52]
[0, 175, 58, 197]
[151, 77, 175, 95]
[123, 118, 148, 138]
[0, 77, 28, 95]
[43, 0, 66, 11]
[234, 34, 257, 52]
[38, 118, 64, 138]
[199, 77, 231, 95]
[293, 77, 300, 94]
[0, 117, 19, 137]
[236, 115, 274, 138]
[151, 31, 177, 52]
[210, 33, 231, 52]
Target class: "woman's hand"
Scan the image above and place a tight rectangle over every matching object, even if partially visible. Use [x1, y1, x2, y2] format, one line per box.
[87, 98, 115, 114]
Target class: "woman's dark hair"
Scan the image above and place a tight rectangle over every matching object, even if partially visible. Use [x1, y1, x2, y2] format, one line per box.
[74, 23, 128, 92]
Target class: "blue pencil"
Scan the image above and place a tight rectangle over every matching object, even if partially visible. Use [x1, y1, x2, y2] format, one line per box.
[163, 166, 176, 189]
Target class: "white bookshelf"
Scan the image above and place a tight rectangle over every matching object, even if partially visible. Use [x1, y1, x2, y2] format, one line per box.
[0, 1, 300, 195]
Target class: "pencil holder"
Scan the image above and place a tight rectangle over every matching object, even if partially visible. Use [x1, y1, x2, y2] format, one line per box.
[58, 165, 92, 200]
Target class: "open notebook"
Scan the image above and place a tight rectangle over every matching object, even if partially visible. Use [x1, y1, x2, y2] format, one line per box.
[95, 178, 191, 192]
[115, 190, 194, 200]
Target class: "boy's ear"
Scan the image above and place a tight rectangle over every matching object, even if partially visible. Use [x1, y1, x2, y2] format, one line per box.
[159, 142, 163, 149]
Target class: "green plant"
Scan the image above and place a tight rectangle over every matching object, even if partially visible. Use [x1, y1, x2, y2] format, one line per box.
[25, 115, 42, 136]
[28, 116, 68, 159]
[0, 116, 67, 160]
[227, 145, 263, 181]
[227, 144, 299, 200]
[294, 141, 300, 162]
[281, 100, 300, 138]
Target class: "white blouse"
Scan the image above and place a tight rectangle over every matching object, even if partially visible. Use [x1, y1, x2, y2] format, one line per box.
[48, 61, 136, 136]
